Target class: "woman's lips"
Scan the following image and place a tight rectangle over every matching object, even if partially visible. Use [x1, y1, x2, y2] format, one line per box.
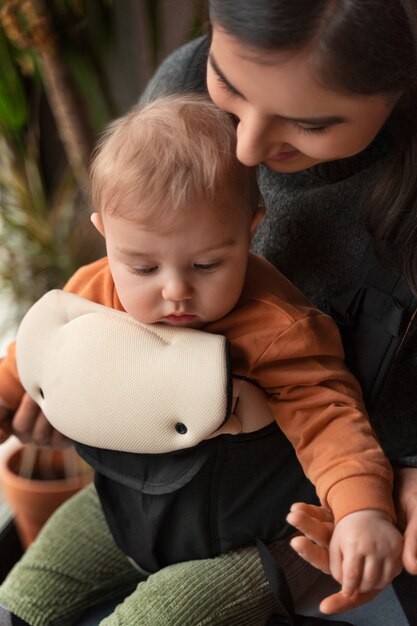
[268, 150, 300, 161]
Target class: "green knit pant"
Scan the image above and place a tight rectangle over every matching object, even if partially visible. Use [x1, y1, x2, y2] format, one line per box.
[0, 484, 319, 626]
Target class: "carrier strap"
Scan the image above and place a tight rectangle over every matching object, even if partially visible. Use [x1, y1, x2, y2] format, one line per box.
[257, 540, 354, 626]
[331, 242, 417, 410]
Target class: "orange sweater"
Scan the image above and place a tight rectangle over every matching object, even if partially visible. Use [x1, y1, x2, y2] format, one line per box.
[0, 253, 394, 523]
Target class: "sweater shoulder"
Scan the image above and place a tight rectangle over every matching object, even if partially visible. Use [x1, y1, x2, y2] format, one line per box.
[241, 253, 325, 324]
[140, 36, 208, 104]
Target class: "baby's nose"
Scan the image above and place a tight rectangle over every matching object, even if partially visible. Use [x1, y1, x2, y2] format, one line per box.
[162, 277, 192, 301]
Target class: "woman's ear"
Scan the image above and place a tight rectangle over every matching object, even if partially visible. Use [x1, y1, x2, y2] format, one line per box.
[250, 206, 266, 239]
[91, 212, 105, 237]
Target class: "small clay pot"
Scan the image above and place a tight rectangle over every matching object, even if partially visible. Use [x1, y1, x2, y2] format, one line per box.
[1, 445, 92, 547]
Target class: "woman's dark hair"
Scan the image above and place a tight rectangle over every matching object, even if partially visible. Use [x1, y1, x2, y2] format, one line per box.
[209, 0, 417, 294]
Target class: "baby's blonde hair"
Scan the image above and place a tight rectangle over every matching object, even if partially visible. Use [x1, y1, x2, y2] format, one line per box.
[90, 94, 259, 222]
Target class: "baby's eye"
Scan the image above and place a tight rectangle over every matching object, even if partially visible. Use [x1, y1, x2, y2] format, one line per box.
[132, 266, 158, 276]
[193, 261, 221, 271]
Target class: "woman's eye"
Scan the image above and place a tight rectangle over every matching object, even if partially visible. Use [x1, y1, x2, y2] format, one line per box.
[194, 262, 221, 271]
[132, 266, 157, 276]
[217, 75, 240, 99]
[296, 125, 328, 135]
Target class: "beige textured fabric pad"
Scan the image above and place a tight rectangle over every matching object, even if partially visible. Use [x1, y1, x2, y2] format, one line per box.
[16, 290, 230, 453]
[207, 378, 275, 437]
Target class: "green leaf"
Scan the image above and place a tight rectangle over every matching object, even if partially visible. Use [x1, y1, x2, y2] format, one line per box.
[0, 29, 28, 131]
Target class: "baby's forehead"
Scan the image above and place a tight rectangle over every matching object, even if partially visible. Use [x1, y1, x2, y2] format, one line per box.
[102, 195, 253, 246]
[103, 189, 251, 224]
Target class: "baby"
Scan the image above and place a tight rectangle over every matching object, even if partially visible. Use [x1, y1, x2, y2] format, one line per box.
[0, 94, 402, 601]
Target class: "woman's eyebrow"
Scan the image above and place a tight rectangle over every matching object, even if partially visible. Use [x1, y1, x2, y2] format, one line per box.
[209, 53, 245, 98]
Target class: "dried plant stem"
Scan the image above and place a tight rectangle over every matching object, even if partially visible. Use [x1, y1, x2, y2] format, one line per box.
[0, 0, 95, 194]
[37, 43, 93, 193]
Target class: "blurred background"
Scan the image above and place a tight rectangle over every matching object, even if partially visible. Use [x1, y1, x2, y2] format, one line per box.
[0, 0, 208, 337]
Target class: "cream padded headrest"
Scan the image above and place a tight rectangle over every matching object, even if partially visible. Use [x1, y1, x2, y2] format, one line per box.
[16, 290, 231, 453]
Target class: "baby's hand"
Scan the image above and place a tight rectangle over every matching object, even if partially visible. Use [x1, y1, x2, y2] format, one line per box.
[329, 509, 403, 597]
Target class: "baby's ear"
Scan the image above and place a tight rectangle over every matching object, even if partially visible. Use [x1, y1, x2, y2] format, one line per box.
[91, 212, 105, 236]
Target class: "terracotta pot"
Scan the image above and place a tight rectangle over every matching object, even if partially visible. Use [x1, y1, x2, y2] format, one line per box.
[1, 445, 92, 547]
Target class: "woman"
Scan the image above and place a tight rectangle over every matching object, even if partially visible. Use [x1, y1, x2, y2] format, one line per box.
[1, 1, 417, 624]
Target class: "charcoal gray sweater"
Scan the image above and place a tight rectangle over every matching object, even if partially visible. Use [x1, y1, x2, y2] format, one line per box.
[141, 37, 417, 460]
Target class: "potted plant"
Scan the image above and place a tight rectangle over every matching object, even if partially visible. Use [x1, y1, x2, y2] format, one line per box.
[1, 442, 92, 547]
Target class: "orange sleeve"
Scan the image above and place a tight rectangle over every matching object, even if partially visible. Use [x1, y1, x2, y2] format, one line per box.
[63, 257, 120, 307]
[248, 312, 395, 523]
[0, 342, 24, 409]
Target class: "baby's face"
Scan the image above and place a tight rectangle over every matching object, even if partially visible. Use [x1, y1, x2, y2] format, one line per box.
[92, 201, 261, 328]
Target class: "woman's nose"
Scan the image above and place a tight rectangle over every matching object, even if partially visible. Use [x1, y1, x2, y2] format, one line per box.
[162, 277, 192, 302]
[235, 113, 284, 167]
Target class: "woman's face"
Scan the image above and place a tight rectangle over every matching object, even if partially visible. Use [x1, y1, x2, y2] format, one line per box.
[207, 26, 397, 173]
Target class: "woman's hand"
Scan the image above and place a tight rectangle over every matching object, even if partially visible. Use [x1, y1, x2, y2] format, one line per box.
[395, 466, 417, 575]
[286, 503, 382, 614]
[10, 393, 69, 447]
[287, 503, 333, 573]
